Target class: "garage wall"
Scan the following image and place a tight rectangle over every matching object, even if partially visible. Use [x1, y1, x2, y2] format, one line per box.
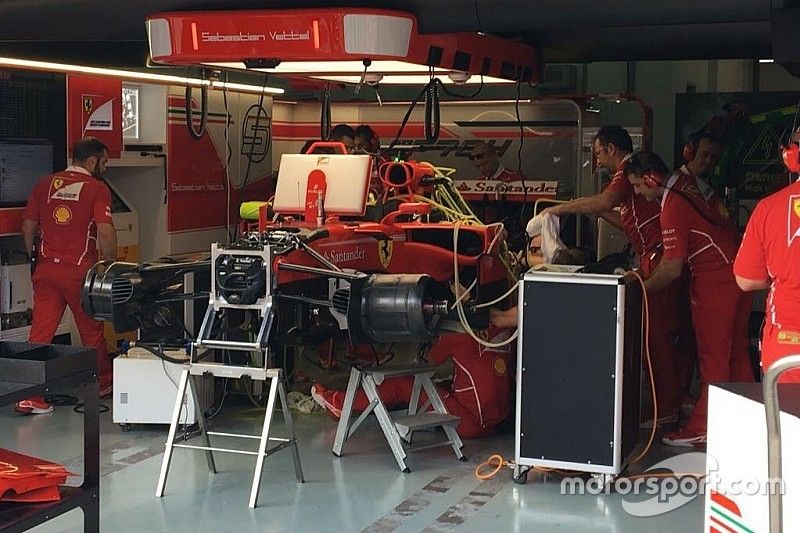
[759, 62, 800, 92]
[583, 59, 800, 167]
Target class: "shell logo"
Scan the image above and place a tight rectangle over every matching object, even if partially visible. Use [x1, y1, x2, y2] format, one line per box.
[53, 205, 72, 224]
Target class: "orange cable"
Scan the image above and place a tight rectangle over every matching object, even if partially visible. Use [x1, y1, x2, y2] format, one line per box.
[475, 454, 507, 480]
[627, 269, 657, 465]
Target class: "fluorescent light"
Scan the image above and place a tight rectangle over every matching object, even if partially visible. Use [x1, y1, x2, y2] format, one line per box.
[309, 74, 494, 85]
[759, 59, 775, 64]
[210, 81, 282, 93]
[207, 59, 514, 84]
[0, 56, 284, 94]
[275, 99, 532, 106]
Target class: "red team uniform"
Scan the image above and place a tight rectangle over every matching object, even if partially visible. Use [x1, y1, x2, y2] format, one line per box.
[493, 166, 526, 184]
[660, 170, 753, 435]
[735, 180, 800, 383]
[24, 166, 114, 389]
[315, 327, 514, 438]
[607, 162, 685, 419]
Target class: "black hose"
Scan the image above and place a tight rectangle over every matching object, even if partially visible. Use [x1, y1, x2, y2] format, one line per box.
[388, 79, 437, 153]
[321, 85, 332, 140]
[185, 84, 208, 140]
[137, 344, 190, 364]
[424, 79, 441, 143]
[440, 75, 485, 98]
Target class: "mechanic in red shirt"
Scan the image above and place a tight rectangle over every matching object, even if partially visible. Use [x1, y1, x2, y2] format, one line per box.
[625, 150, 753, 447]
[15, 137, 117, 414]
[311, 325, 514, 438]
[734, 133, 800, 383]
[544, 126, 684, 426]
[469, 142, 526, 184]
[468, 142, 527, 247]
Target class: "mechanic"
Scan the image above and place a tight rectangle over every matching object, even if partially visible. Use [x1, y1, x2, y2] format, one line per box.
[328, 123, 356, 153]
[625, 150, 753, 447]
[468, 142, 528, 248]
[354, 124, 381, 154]
[469, 142, 525, 183]
[311, 326, 515, 439]
[680, 132, 724, 185]
[15, 137, 117, 414]
[489, 212, 593, 328]
[734, 130, 800, 383]
[669, 132, 724, 412]
[543, 126, 685, 427]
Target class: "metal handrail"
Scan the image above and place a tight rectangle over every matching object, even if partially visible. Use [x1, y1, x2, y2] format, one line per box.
[763, 354, 800, 533]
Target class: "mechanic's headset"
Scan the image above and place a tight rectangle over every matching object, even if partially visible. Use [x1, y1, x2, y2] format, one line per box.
[682, 135, 699, 162]
[781, 137, 800, 173]
[642, 171, 664, 188]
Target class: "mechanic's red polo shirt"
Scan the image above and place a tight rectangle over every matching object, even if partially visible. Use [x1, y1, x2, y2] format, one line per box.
[660, 171, 739, 275]
[23, 166, 112, 267]
[607, 163, 662, 257]
[735, 180, 800, 328]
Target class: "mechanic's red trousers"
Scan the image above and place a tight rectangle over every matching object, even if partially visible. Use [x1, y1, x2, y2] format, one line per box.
[641, 254, 685, 419]
[29, 262, 112, 389]
[333, 327, 514, 438]
[683, 272, 754, 435]
[674, 270, 697, 403]
[760, 324, 800, 383]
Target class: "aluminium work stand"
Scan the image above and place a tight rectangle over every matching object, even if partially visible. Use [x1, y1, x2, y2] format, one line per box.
[155, 244, 303, 509]
[333, 364, 465, 472]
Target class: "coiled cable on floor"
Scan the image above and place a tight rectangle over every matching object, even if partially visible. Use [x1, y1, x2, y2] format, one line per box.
[476, 454, 507, 480]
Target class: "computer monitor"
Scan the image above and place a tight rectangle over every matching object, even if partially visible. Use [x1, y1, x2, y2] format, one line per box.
[0, 141, 53, 206]
[273, 154, 372, 216]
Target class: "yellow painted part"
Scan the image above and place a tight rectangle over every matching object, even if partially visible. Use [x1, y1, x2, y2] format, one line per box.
[240, 201, 269, 220]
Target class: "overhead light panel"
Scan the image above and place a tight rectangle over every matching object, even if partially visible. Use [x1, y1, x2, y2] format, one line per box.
[209, 61, 506, 85]
[0, 56, 284, 94]
[146, 8, 541, 86]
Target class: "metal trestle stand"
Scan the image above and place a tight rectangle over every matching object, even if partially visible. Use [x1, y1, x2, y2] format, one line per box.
[155, 244, 303, 508]
[333, 364, 465, 472]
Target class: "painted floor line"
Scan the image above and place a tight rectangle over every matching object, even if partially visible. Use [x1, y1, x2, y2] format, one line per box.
[421, 477, 506, 532]
[361, 469, 469, 533]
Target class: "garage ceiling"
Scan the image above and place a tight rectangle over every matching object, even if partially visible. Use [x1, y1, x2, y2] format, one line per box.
[0, 0, 794, 66]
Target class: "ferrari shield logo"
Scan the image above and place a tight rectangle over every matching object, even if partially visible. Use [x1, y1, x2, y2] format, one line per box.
[83, 96, 93, 114]
[789, 195, 800, 245]
[682, 183, 700, 197]
[378, 239, 393, 269]
[52, 177, 64, 190]
[717, 201, 730, 219]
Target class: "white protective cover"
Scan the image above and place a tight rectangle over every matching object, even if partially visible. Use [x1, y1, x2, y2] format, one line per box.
[273, 153, 372, 216]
